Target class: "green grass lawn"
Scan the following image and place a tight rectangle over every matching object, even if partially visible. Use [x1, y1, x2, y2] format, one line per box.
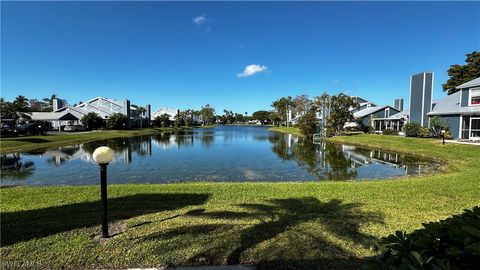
[1, 133, 479, 269]
[0, 128, 184, 154]
[196, 125, 217, 129]
[268, 126, 304, 136]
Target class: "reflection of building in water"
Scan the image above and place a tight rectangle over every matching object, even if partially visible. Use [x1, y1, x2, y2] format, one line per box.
[271, 134, 431, 181]
[37, 137, 154, 166]
[0, 154, 35, 180]
[150, 132, 194, 149]
[340, 145, 425, 175]
[41, 146, 83, 165]
[286, 133, 299, 148]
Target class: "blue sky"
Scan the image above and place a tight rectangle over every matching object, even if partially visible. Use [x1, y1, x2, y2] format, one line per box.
[1, 1, 479, 114]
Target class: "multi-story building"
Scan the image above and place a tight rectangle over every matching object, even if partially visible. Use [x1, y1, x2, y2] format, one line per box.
[31, 96, 151, 130]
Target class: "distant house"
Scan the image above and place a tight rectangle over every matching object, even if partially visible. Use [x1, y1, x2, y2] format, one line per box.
[372, 72, 434, 133]
[351, 96, 377, 114]
[371, 73, 480, 140]
[427, 77, 480, 140]
[152, 108, 179, 121]
[151, 108, 203, 124]
[354, 105, 400, 128]
[32, 97, 151, 130]
[372, 109, 409, 132]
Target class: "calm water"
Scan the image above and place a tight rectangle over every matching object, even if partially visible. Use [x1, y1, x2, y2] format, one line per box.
[1, 126, 438, 186]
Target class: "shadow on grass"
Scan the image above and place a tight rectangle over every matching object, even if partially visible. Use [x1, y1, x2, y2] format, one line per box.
[5, 137, 51, 143]
[1, 193, 210, 246]
[146, 198, 383, 269]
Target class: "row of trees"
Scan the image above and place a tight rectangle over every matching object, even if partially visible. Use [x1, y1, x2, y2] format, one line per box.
[269, 93, 359, 137]
[150, 104, 217, 128]
[0, 96, 34, 124]
[80, 112, 128, 130]
[1, 94, 70, 125]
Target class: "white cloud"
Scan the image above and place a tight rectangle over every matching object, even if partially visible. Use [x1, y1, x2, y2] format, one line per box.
[237, 64, 269, 78]
[193, 15, 207, 25]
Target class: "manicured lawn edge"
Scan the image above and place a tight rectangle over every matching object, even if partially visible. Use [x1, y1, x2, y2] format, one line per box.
[1, 132, 478, 269]
[268, 126, 304, 136]
[0, 128, 188, 154]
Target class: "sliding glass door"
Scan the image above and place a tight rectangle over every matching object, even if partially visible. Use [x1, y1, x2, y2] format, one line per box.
[470, 117, 480, 140]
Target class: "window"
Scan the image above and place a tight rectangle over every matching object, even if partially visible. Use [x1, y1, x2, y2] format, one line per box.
[469, 88, 480, 106]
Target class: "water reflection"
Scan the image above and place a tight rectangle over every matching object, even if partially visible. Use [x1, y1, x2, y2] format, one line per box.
[0, 127, 438, 185]
[0, 154, 35, 180]
[269, 133, 435, 180]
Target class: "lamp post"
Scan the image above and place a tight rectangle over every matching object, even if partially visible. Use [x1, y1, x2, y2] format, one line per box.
[441, 130, 446, 145]
[92, 146, 114, 238]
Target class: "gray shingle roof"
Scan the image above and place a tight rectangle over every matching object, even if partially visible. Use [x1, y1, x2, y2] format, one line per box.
[353, 106, 386, 118]
[456, 77, 480, 89]
[427, 91, 480, 116]
[353, 105, 401, 119]
[388, 109, 409, 119]
[30, 112, 79, 121]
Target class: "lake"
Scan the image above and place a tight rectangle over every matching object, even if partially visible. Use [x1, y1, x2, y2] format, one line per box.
[0, 126, 438, 186]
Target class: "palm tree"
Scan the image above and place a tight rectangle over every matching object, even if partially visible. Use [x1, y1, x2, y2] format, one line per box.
[1, 97, 31, 125]
[14, 95, 29, 108]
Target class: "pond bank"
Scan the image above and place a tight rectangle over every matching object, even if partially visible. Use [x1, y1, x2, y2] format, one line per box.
[268, 126, 303, 136]
[1, 134, 478, 269]
[0, 127, 189, 154]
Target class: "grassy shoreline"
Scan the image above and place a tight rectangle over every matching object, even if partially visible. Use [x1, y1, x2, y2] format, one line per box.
[1, 131, 479, 269]
[0, 127, 188, 154]
[268, 126, 303, 136]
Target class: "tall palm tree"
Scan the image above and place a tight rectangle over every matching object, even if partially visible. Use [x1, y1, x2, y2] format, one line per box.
[14, 95, 29, 109]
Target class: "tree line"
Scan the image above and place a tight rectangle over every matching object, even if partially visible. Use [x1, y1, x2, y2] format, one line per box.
[0, 95, 49, 124]
[268, 93, 359, 137]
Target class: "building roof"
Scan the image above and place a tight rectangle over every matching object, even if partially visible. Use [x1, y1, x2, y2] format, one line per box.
[456, 77, 480, 89]
[30, 112, 79, 121]
[372, 109, 409, 121]
[353, 105, 399, 119]
[388, 109, 409, 119]
[427, 91, 480, 116]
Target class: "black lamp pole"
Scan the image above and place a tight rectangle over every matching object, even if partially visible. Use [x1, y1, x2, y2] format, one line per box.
[99, 163, 109, 238]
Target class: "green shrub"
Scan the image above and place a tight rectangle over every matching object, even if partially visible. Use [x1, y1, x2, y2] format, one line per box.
[419, 127, 430, 138]
[326, 127, 336, 137]
[153, 114, 171, 127]
[444, 130, 453, 140]
[298, 107, 318, 137]
[404, 122, 421, 137]
[106, 113, 129, 130]
[381, 129, 399, 136]
[363, 206, 480, 270]
[429, 116, 448, 138]
[80, 112, 104, 130]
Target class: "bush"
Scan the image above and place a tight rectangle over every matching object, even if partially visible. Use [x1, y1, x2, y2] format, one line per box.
[363, 206, 480, 270]
[80, 112, 104, 130]
[429, 116, 448, 138]
[419, 127, 430, 138]
[153, 114, 171, 127]
[298, 108, 318, 137]
[444, 130, 453, 140]
[404, 122, 421, 137]
[381, 129, 399, 136]
[106, 113, 129, 130]
[326, 127, 336, 138]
